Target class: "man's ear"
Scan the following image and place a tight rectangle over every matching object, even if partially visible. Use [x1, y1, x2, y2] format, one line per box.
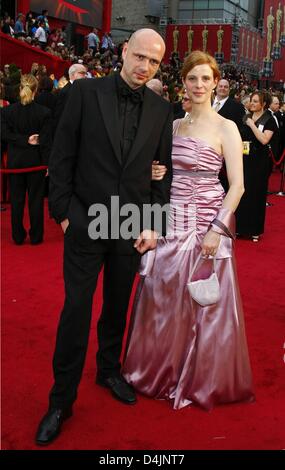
[122, 43, 128, 61]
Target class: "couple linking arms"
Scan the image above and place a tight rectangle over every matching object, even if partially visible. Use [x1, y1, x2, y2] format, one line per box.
[36, 29, 254, 445]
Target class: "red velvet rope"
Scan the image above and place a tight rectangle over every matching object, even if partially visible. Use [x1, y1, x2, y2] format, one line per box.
[269, 147, 285, 166]
[0, 166, 48, 174]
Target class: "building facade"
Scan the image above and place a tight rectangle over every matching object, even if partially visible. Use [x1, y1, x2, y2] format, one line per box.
[111, 0, 262, 37]
[174, 0, 261, 27]
[111, 0, 163, 41]
[110, 1, 284, 84]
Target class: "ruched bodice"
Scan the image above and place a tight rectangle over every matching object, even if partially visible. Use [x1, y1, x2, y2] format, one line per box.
[167, 135, 228, 256]
[171, 135, 223, 172]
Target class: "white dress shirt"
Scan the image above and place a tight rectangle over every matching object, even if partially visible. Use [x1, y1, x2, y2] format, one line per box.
[268, 109, 279, 128]
[212, 96, 229, 111]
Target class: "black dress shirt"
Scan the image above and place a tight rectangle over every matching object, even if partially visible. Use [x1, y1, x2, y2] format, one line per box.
[116, 74, 145, 166]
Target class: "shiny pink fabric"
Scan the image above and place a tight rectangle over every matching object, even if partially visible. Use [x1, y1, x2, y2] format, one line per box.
[211, 207, 236, 239]
[122, 131, 254, 410]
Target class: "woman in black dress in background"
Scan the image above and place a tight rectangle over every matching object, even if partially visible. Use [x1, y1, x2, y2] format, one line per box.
[236, 91, 277, 242]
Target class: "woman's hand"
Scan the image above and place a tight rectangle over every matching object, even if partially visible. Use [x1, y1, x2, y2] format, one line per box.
[28, 134, 39, 145]
[201, 229, 221, 257]
[245, 117, 254, 128]
[60, 218, 69, 234]
[152, 161, 167, 181]
[134, 230, 158, 254]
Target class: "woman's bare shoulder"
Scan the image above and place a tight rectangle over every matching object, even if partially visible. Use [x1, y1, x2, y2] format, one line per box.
[219, 116, 239, 134]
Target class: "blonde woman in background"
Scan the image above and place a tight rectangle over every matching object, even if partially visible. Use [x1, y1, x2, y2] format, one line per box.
[1, 74, 52, 244]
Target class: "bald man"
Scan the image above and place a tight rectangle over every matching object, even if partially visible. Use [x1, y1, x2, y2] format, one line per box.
[213, 79, 245, 132]
[54, 63, 87, 130]
[36, 29, 173, 445]
[146, 78, 164, 96]
[213, 79, 245, 191]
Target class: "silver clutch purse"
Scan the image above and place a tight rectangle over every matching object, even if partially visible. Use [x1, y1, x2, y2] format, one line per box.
[187, 254, 220, 307]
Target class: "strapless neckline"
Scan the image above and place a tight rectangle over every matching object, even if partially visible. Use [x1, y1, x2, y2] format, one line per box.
[173, 135, 222, 158]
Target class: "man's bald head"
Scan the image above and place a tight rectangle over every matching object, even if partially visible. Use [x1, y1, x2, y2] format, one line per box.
[146, 78, 164, 96]
[121, 29, 165, 89]
[128, 28, 165, 54]
[216, 79, 230, 100]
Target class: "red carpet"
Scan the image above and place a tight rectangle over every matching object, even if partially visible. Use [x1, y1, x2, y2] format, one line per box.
[1, 172, 285, 450]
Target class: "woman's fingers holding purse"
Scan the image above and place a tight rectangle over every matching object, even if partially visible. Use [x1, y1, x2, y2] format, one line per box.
[201, 230, 221, 256]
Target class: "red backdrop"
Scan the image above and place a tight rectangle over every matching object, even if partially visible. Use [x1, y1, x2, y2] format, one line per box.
[237, 27, 264, 66]
[165, 24, 233, 63]
[0, 32, 70, 77]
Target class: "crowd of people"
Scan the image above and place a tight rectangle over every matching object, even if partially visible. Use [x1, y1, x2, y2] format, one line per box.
[2, 10, 285, 102]
[1, 13, 284, 267]
[1, 14, 285, 447]
[1, 9, 121, 74]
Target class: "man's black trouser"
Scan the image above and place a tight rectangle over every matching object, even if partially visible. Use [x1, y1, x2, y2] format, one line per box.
[49, 230, 140, 409]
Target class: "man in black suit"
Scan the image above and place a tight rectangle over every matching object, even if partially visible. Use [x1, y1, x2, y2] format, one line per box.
[36, 29, 173, 445]
[53, 63, 87, 129]
[212, 79, 245, 132]
[276, 105, 285, 157]
[268, 95, 282, 161]
[212, 79, 245, 191]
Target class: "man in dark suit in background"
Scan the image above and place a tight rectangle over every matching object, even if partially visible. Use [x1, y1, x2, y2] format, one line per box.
[276, 104, 285, 157]
[36, 28, 173, 445]
[53, 63, 87, 129]
[268, 95, 282, 160]
[212, 79, 245, 131]
[212, 79, 245, 191]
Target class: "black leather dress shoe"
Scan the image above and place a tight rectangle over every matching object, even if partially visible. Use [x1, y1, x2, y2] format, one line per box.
[14, 232, 27, 245]
[30, 239, 43, 245]
[35, 407, 73, 446]
[96, 374, 137, 405]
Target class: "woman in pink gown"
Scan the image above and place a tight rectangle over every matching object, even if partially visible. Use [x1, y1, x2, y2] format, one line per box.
[122, 51, 254, 410]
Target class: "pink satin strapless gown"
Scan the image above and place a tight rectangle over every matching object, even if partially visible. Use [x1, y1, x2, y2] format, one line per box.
[122, 128, 254, 410]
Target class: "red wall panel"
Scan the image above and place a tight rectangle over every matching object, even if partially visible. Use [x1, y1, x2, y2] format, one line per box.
[0, 32, 70, 78]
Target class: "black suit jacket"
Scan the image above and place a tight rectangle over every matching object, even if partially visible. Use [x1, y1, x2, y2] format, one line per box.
[35, 90, 57, 115]
[266, 109, 280, 158]
[1, 101, 52, 169]
[53, 81, 72, 129]
[173, 101, 185, 121]
[49, 75, 173, 254]
[274, 110, 285, 153]
[218, 97, 245, 133]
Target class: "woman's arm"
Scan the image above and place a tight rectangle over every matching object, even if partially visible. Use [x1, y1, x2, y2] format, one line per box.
[201, 119, 244, 257]
[221, 119, 245, 212]
[245, 117, 273, 145]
